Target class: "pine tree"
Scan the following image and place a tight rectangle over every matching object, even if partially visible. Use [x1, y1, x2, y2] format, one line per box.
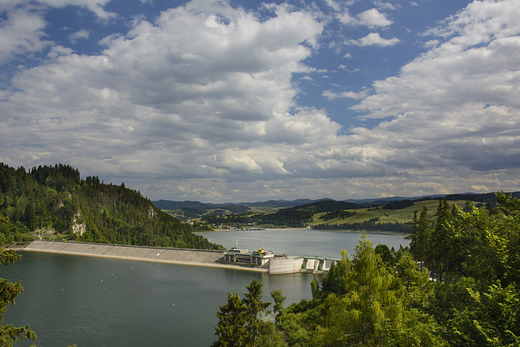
[0, 204, 37, 346]
[212, 280, 273, 347]
[212, 292, 248, 347]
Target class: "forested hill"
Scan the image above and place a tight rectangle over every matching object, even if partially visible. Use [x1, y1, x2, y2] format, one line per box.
[201, 199, 366, 228]
[0, 163, 222, 250]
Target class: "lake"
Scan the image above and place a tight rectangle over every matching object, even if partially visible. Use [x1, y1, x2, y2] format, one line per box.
[1, 229, 409, 346]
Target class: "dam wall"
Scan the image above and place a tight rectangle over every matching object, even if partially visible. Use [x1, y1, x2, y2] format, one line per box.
[21, 241, 337, 274]
[22, 240, 268, 272]
[269, 257, 304, 274]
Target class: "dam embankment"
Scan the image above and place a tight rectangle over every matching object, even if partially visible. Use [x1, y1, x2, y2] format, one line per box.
[19, 240, 269, 272]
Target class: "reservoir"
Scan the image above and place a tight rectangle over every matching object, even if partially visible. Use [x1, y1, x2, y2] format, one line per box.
[1, 229, 409, 346]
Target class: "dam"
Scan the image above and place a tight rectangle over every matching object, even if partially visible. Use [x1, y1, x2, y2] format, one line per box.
[19, 240, 339, 274]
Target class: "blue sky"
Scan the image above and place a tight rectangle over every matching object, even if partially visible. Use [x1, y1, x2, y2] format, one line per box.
[1, 0, 519, 202]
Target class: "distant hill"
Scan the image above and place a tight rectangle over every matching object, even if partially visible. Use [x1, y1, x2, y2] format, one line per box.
[0, 163, 222, 250]
[191, 192, 520, 232]
[200, 199, 366, 228]
[151, 198, 335, 220]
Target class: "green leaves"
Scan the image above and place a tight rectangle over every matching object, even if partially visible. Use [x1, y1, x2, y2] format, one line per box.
[212, 279, 277, 347]
[0, 249, 37, 346]
[214, 193, 520, 347]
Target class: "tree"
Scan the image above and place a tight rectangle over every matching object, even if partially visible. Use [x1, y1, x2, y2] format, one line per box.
[212, 279, 277, 347]
[0, 202, 37, 346]
[243, 279, 271, 344]
[212, 292, 248, 347]
[270, 290, 286, 318]
[408, 204, 431, 272]
[279, 236, 446, 347]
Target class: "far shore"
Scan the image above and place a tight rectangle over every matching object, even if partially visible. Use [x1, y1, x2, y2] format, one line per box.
[197, 227, 407, 236]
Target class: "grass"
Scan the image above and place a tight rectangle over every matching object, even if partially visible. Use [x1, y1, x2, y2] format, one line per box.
[307, 200, 467, 226]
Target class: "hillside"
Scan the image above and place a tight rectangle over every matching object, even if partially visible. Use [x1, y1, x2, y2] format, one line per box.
[151, 198, 335, 220]
[0, 163, 222, 250]
[197, 195, 519, 233]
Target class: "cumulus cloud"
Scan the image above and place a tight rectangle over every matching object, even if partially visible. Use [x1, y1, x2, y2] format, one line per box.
[69, 29, 90, 44]
[0, 0, 333, 195]
[334, 6, 393, 28]
[1, 0, 520, 202]
[0, 0, 115, 64]
[357, 8, 392, 27]
[0, 8, 52, 63]
[349, 0, 520, 177]
[349, 32, 400, 46]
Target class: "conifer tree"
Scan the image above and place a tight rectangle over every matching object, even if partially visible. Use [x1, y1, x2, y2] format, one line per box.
[212, 279, 274, 347]
[0, 203, 37, 346]
[212, 292, 248, 347]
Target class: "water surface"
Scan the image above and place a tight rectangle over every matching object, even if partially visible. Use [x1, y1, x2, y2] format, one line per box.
[1, 230, 408, 346]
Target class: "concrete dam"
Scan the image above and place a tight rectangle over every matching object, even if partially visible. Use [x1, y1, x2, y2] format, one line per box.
[21, 240, 339, 275]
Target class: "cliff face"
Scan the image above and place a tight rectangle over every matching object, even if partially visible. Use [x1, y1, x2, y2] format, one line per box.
[71, 211, 86, 236]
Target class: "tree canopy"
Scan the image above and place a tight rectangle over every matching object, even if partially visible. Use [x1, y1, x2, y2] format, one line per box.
[0, 163, 222, 250]
[214, 192, 520, 346]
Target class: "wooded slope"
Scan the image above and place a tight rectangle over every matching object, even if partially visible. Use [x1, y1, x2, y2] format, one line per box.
[0, 163, 221, 250]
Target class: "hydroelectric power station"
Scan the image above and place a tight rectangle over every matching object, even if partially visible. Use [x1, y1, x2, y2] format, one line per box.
[19, 240, 340, 275]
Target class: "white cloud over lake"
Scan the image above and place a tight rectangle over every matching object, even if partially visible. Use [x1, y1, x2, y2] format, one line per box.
[0, 0, 519, 202]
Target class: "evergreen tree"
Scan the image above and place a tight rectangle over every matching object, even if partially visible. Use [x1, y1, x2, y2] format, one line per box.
[0, 204, 37, 346]
[212, 292, 248, 347]
[408, 204, 431, 272]
[212, 279, 278, 347]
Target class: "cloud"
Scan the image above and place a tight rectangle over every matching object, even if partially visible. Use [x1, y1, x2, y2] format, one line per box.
[0, 0, 116, 64]
[323, 0, 341, 12]
[335, 7, 393, 28]
[69, 29, 90, 44]
[348, 0, 520, 177]
[38, 0, 116, 20]
[1, 0, 520, 202]
[349, 32, 400, 46]
[357, 8, 392, 27]
[0, 8, 52, 63]
[336, 9, 358, 26]
[374, 1, 400, 11]
[0, 0, 331, 194]
[323, 89, 368, 100]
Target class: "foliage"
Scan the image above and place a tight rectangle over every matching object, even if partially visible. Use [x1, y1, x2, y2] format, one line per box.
[202, 200, 364, 228]
[0, 206, 37, 346]
[318, 210, 356, 221]
[212, 279, 285, 347]
[275, 236, 446, 346]
[313, 220, 412, 233]
[0, 163, 223, 250]
[407, 192, 520, 345]
[383, 199, 415, 210]
[214, 192, 520, 346]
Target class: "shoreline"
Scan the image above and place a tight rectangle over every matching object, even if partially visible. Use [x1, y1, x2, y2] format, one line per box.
[10, 241, 269, 273]
[197, 227, 407, 236]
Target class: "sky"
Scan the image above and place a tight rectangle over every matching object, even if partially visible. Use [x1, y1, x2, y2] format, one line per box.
[1, 0, 519, 203]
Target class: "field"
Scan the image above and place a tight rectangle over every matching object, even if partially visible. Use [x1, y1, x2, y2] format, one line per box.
[307, 200, 469, 226]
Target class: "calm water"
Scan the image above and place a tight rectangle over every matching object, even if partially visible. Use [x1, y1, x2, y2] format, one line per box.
[1, 230, 408, 347]
[197, 228, 409, 258]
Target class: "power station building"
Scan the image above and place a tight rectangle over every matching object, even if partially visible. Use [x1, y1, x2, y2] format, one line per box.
[224, 248, 274, 266]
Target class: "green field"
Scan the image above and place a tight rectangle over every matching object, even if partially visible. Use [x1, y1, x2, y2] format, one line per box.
[307, 200, 468, 227]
